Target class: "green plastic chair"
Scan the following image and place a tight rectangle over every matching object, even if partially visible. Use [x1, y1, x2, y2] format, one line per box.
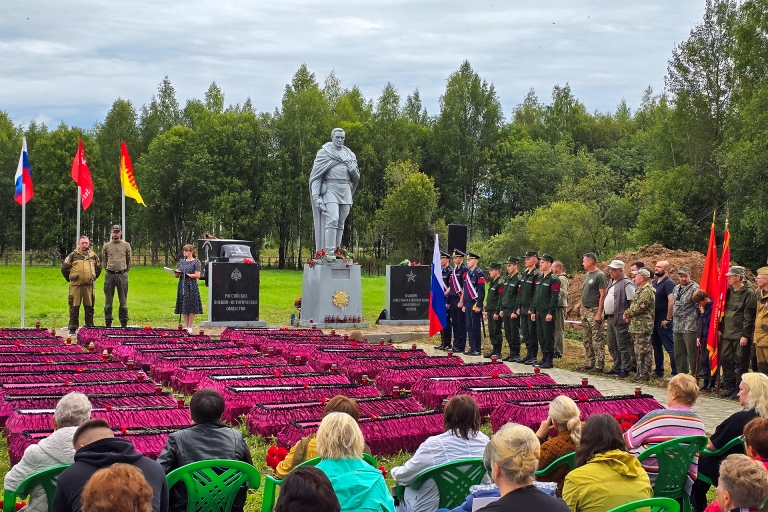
[535, 451, 576, 477]
[636, 435, 708, 512]
[166, 459, 261, 512]
[261, 454, 379, 512]
[607, 497, 681, 512]
[394, 458, 486, 510]
[696, 436, 745, 487]
[2, 464, 70, 512]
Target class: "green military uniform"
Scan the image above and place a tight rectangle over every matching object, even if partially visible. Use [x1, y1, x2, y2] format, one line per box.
[501, 258, 522, 361]
[102, 225, 132, 328]
[517, 255, 540, 363]
[484, 263, 503, 358]
[61, 246, 102, 332]
[532, 255, 560, 368]
[624, 276, 655, 381]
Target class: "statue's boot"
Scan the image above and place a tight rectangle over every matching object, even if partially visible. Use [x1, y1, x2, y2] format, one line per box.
[324, 227, 337, 253]
[335, 228, 344, 251]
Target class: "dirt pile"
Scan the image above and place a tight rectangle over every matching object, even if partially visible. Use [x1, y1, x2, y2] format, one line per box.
[565, 244, 708, 320]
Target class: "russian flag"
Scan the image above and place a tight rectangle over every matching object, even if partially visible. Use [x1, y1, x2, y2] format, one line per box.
[14, 137, 33, 205]
[429, 234, 448, 336]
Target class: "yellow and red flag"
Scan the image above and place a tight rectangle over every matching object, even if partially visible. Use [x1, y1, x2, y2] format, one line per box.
[707, 223, 730, 375]
[120, 142, 145, 206]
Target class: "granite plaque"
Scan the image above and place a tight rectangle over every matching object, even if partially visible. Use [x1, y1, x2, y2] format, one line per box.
[386, 265, 431, 321]
[208, 262, 260, 322]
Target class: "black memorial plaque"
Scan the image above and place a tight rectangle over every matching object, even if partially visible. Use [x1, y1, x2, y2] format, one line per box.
[210, 262, 261, 322]
[388, 266, 431, 320]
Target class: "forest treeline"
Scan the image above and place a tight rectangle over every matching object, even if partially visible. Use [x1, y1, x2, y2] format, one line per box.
[1, 0, 767, 272]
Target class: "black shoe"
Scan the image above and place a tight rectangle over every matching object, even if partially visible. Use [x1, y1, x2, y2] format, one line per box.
[525, 356, 539, 365]
[69, 329, 76, 335]
[502, 354, 516, 362]
[468, 351, 481, 356]
[105, 322, 112, 328]
[121, 323, 128, 329]
[603, 368, 619, 375]
[589, 367, 604, 374]
[541, 353, 554, 369]
[617, 370, 629, 379]
[654, 371, 664, 378]
[553, 353, 563, 359]
[630, 367, 637, 373]
[720, 388, 735, 398]
[484, 352, 495, 359]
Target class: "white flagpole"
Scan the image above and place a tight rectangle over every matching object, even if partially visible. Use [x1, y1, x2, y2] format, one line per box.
[76, 185, 81, 242]
[122, 188, 126, 238]
[20, 183, 26, 327]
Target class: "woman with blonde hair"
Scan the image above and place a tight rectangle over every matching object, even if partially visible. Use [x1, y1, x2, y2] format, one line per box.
[692, 372, 768, 511]
[174, 244, 203, 332]
[315, 412, 395, 512]
[478, 423, 569, 511]
[534, 395, 581, 495]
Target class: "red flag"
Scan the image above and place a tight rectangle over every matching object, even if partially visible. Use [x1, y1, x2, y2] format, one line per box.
[70, 139, 93, 210]
[700, 219, 718, 297]
[707, 225, 730, 376]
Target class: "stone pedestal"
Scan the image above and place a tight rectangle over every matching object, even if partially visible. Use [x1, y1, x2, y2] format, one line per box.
[379, 265, 430, 325]
[201, 262, 267, 327]
[299, 259, 368, 328]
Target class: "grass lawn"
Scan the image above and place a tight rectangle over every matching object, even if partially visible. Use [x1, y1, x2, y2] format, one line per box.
[0, 266, 386, 327]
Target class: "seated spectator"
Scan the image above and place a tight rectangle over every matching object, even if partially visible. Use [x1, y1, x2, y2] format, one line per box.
[624, 373, 705, 492]
[315, 412, 395, 512]
[4, 392, 92, 512]
[534, 395, 581, 495]
[276, 395, 369, 478]
[692, 373, 768, 512]
[157, 388, 252, 512]
[53, 419, 169, 512]
[705, 417, 768, 512]
[391, 396, 489, 512]
[712, 455, 768, 512]
[563, 414, 652, 512]
[81, 463, 153, 512]
[274, 466, 341, 512]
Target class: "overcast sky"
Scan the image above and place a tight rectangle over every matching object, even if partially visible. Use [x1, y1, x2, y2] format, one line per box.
[1, 1, 705, 129]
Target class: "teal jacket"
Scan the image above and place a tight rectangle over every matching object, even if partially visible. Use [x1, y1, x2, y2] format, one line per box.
[317, 457, 396, 512]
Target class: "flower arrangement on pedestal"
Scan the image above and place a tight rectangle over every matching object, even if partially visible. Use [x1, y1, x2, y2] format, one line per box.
[307, 246, 354, 268]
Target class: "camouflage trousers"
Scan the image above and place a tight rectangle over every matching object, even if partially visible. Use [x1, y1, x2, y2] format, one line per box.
[632, 332, 653, 379]
[581, 307, 605, 370]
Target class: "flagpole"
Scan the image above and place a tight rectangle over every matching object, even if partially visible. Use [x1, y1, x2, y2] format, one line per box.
[20, 184, 26, 328]
[76, 186, 81, 242]
[122, 188, 126, 238]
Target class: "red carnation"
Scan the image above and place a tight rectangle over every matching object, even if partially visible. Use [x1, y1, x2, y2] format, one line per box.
[267, 446, 278, 457]
[378, 466, 387, 478]
[277, 447, 288, 459]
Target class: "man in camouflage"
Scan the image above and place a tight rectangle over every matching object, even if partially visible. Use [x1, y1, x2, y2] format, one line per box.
[579, 253, 607, 372]
[516, 251, 540, 363]
[552, 260, 568, 359]
[623, 268, 656, 381]
[484, 262, 503, 358]
[102, 224, 131, 328]
[531, 254, 560, 369]
[61, 236, 102, 335]
[499, 257, 522, 362]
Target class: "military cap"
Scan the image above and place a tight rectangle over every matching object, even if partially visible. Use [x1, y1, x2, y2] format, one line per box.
[489, 262, 502, 270]
[631, 268, 651, 278]
[539, 253, 553, 263]
[111, 224, 121, 232]
[757, 267, 768, 277]
[440, 251, 451, 259]
[466, 252, 480, 260]
[523, 250, 538, 259]
[452, 249, 466, 258]
[606, 259, 625, 269]
[506, 256, 519, 264]
[726, 266, 746, 277]
[677, 266, 692, 275]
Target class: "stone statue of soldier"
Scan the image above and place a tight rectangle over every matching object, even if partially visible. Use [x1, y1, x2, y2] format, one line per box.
[309, 128, 360, 253]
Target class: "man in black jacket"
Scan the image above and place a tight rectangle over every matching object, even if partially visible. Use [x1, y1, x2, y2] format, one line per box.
[53, 419, 169, 512]
[157, 388, 253, 512]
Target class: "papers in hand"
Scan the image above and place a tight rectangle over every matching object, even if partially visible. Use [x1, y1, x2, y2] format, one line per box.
[163, 267, 180, 276]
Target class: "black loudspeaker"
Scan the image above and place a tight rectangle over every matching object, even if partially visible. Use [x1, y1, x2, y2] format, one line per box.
[447, 224, 468, 254]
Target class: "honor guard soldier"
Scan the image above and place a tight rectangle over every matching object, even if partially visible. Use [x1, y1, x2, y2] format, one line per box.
[531, 254, 560, 368]
[462, 252, 486, 356]
[439, 250, 453, 350]
[517, 251, 541, 363]
[484, 262, 503, 358]
[500, 257, 522, 361]
[448, 249, 469, 352]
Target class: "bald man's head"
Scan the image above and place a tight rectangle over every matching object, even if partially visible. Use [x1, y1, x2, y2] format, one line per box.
[654, 260, 669, 278]
[73, 419, 114, 450]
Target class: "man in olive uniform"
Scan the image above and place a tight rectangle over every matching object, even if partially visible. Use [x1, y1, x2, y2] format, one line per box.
[516, 251, 540, 363]
[484, 262, 503, 358]
[720, 266, 757, 398]
[448, 250, 468, 353]
[531, 254, 560, 369]
[753, 266, 768, 375]
[623, 268, 656, 381]
[61, 236, 102, 335]
[438, 251, 452, 350]
[500, 257, 522, 362]
[462, 252, 485, 356]
[102, 224, 131, 328]
[552, 260, 568, 359]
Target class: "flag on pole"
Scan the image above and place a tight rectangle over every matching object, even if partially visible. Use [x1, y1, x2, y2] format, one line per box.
[120, 141, 145, 206]
[14, 137, 33, 205]
[700, 216, 719, 296]
[71, 139, 93, 210]
[429, 234, 448, 336]
[707, 223, 730, 375]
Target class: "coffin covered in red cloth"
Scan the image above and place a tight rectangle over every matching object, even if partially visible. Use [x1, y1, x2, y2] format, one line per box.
[220, 327, 317, 342]
[246, 395, 424, 438]
[198, 373, 350, 395]
[0, 363, 128, 377]
[344, 355, 464, 384]
[150, 351, 273, 385]
[456, 384, 604, 416]
[134, 346, 257, 371]
[277, 410, 445, 455]
[0, 381, 158, 401]
[0, 327, 56, 337]
[77, 326, 182, 346]
[0, 346, 84, 356]
[412, 373, 558, 408]
[304, 347, 411, 372]
[94, 334, 213, 354]
[0, 370, 143, 386]
[221, 383, 381, 423]
[0, 337, 63, 346]
[489, 394, 664, 432]
[0, 354, 103, 365]
[112, 341, 238, 365]
[375, 362, 511, 394]
[170, 362, 304, 394]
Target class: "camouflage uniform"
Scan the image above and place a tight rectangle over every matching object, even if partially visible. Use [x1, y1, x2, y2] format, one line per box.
[624, 281, 656, 380]
[61, 248, 102, 332]
[554, 273, 568, 357]
[581, 269, 607, 370]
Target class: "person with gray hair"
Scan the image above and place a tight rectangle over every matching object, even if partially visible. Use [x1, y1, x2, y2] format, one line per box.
[715, 454, 768, 511]
[3, 392, 92, 512]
